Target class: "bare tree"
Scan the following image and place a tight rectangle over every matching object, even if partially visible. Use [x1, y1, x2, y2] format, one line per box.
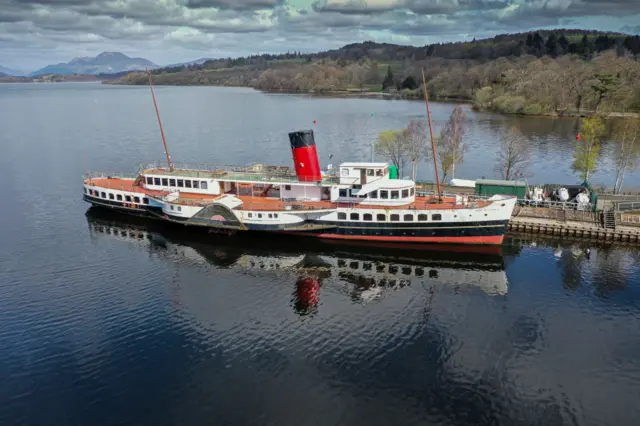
[375, 130, 407, 176]
[573, 117, 605, 181]
[612, 119, 640, 193]
[562, 59, 592, 113]
[436, 106, 467, 183]
[401, 120, 428, 181]
[495, 127, 531, 180]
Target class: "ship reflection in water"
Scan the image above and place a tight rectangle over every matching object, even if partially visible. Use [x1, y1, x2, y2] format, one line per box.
[85, 208, 510, 317]
[55, 208, 640, 426]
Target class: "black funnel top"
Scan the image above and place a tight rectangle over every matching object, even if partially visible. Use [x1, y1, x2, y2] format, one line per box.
[288, 130, 316, 149]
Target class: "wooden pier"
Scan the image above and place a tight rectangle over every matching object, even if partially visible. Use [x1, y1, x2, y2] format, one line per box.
[508, 216, 640, 244]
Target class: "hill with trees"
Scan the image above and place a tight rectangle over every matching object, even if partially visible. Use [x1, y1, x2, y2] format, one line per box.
[108, 30, 640, 117]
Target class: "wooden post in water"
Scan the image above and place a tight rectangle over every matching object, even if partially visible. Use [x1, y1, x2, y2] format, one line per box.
[146, 69, 174, 171]
[421, 67, 441, 200]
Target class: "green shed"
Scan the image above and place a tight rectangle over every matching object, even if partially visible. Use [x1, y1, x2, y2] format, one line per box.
[475, 179, 527, 199]
[388, 165, 398, 179]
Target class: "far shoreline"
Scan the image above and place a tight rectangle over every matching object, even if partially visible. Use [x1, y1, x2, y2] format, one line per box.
[103, 80, 640, 119]
[4, 78, 637, 120]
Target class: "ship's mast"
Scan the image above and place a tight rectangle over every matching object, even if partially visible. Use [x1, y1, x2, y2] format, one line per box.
[146, 69, 174, 171]
[421, 67, 441, 200]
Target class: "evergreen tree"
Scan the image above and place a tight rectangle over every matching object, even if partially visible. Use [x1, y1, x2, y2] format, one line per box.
[382, 66, 394, 91]
[400, 75, 418, 90]
[580, 34, 592, 56]
[546, 33, 558, 56]
[532, 32, 544, 55]
[594, 35, 611, 52]
[558, 33, 569, 53]
[591, 73, 618, 112]
[526, 33, 534, 48]
[623, 35, 640, 55]
[568, 42, 579, 54]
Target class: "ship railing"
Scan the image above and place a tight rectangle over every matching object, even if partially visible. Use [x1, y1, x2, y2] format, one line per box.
[139, 161, 346, 185]
[415, 190, 492, 201]
[141, 161, 294, 175]
[83, 171, 140, 180]
[141, 161, 223, 173]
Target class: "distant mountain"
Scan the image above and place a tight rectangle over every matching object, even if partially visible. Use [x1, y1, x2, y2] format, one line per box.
[30, 52, 157, 76]
[0, 65, 27, 76]
[166, 57, 214, 67]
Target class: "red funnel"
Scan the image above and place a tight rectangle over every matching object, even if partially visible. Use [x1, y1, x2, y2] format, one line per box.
[288, 130, 322, 182]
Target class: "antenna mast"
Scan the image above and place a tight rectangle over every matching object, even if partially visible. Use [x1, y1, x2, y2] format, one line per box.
[146, 69, 174, 171]
[421, 67, 441, 200]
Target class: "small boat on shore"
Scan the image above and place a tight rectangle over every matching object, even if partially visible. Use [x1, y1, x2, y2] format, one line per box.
[83, 70, 516, 246]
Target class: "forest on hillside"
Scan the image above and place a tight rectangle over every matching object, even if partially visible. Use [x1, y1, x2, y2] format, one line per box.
[110, 31, 640, 116]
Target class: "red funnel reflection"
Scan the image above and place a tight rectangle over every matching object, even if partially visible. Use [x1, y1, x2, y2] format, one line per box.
[294, 277, 320, 315]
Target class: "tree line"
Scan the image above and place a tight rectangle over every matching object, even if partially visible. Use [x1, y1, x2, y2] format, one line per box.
[375, 110, 640, 194]
[321, 31, 639, 62]
[154, 30, 638, 69]
[113, 30, 640, 116]
[470, 51, 640, 115]
[248, 49, 640, 116]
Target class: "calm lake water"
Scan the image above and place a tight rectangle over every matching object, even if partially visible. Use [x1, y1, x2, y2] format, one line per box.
[1, 83, 640, 426]
[0, 82, 637, 188]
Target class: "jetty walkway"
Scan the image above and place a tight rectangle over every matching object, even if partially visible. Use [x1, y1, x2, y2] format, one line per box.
[509, 205, 640, 244]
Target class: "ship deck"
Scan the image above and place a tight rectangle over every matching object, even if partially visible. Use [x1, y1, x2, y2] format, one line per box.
[85, 177, 492, 211]
[142, 167, 341, 186]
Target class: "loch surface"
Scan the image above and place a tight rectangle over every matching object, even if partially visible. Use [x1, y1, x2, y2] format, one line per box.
[1, 83, 640, 426]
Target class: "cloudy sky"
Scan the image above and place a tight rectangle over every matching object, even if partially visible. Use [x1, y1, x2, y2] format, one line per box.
[1, 0, 639, 71]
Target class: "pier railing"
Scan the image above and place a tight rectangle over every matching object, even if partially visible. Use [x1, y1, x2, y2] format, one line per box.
[615, 201, 640, 212]
[518, 199, 593, 211]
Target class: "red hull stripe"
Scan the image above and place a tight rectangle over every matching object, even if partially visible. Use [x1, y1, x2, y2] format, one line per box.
[293, 233, 504, 245]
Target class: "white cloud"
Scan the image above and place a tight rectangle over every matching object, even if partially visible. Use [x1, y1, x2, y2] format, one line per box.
[0, 0, 637, 71]
[164, 27, 215, 44]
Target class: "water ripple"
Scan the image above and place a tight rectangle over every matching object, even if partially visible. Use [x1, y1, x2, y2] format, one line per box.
[2, 85, 640, 425]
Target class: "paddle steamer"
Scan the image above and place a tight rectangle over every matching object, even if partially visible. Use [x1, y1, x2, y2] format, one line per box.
[82, 71, 516, 245]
